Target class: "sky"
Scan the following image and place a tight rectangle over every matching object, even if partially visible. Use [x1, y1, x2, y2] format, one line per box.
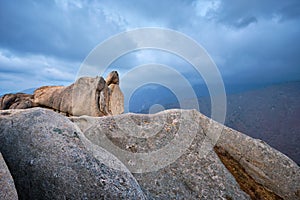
[0, 0, 300, 98]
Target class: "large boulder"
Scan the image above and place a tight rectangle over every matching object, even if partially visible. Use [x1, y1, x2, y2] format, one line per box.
[0, 93, 35, 110]
[32, 86, 65, 110]
[0, 108, 146, 199]
[0, 152, 18, 200]
[34, 76, 111, 116]
[71, 109, 300, 200]
[106, 71, 124, 115]
[70, 109, 250, 199]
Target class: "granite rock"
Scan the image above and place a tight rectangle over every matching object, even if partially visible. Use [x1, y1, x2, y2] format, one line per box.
[33, 76, 111, 116]
[106, 71, 124, 115]
[70, 109, 250, 199]
[0, 93, 35, 110]
[71, 109, 300, 199]
[0, 152, 18, 200]
[0, 108, 146, 200]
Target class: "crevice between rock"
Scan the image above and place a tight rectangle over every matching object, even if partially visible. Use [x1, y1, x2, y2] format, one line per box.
[214, 146, 283, 200]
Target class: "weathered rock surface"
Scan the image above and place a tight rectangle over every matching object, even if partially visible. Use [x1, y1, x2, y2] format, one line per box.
[0, 93, 36, 110]
[1, 71, 124, 117]
[108, 84, 124, 115]
[105, 70, 120, 85]
[71, 109, 300, 200]
[34, 76, 111, 116]
[70, 109, 249, 199]
[0, 108, 146, 200]
[32, 85, 65, 110]
[212, 120, 300, 199]
[0, 152, 18, 200]
[106, 71, 124, 115]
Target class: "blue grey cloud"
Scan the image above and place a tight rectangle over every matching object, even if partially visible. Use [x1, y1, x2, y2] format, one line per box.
[0, 0, 299, 96]
[0, 0, 123, 61]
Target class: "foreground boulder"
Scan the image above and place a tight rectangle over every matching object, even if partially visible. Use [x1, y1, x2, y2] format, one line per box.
[0, 152, 18, 200]
[0, 108, 146, 199]
[70, 110, 249, 199]
[0, 93, 35, 110]
[71, 109, 300, 200]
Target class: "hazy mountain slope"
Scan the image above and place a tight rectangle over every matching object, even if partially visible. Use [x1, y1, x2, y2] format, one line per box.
[224, 81, 300, 165]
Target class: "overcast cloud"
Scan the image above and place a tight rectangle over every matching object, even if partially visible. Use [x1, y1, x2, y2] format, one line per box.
[0, 0, 299, 96]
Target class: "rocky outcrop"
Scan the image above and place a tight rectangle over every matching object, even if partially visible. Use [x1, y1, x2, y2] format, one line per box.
[0, 93, 36, 110]
[0, 71, 124, 117]
[34, 76, 111, 117]
[106, 71, 124, 115]
[1, 106, 298, 199]
[0, 108, 146, 199]
[70, 110, 249, 199]
[71, 109, 300, 200]
[0, 152, 18, 200]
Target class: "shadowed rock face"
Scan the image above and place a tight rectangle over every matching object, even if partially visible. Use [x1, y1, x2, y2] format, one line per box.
[214, 146, 283, 200]
[0, 93, 36, 110]
[71, 109, 300, 200]
[0, 153, 18, 200]
[106, 71, 124, 116]
[0, 108, 146, 200]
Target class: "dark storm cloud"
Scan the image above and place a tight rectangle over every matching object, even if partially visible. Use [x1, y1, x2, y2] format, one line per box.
[0, 0, 124, 94]
[0, 0, 299, 95]
[232, 16, 257, 28]
[0, 0, 122, 61]
[212, 0, 300, 26]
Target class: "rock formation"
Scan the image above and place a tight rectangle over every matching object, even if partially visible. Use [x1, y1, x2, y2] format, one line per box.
[33, 76, 111, 117]
[1, 106, 299, 199]
[71, 109, 300, 200]
[0, 71, 124, 117]
[0, 152, 18, 200]
[0, 93, 36, 110]
[0, 108, 146, 199]
[106, 71, 124, 115]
